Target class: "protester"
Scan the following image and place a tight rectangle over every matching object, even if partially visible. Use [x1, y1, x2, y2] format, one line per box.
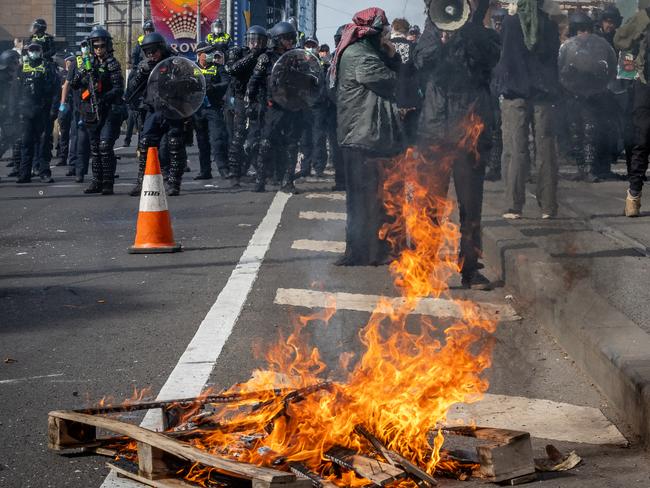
[414, 0, 500, 289]
[334, 7, 404, 266]
[390, 17, 420, 145]
[493, 0, 561, 220]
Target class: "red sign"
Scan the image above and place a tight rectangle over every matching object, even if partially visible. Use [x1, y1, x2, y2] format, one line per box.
[150, 0, 222, 56]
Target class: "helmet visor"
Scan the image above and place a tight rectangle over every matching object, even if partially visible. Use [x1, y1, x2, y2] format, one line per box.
[246, 33, 267, 49]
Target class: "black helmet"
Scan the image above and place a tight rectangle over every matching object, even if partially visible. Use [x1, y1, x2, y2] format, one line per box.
[32, 18, 47, 33]
[600, 5, 622, 27]
[143, 19, 155, 33]
[287, 17, 299, 31]
[272, 21, 297, 43]
[0, 49, 20, 71]
[195, 41, 211, 53]
[88, 26, 113, 52]
[304, 37, 319, 48]
[491, 8, 507, 19]
[141, 32, 169, 56]
[245, 25, 268, 49]
[212, 19, 224, 34]
[568, 10, 593, 35]
[334, 25, 346, 47]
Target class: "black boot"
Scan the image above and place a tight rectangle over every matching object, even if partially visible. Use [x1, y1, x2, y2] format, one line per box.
[168, 136, 187, 196]
[99, 140, 116, 195]
[130, 140, 147, 196]
[84, 180, 103, 193]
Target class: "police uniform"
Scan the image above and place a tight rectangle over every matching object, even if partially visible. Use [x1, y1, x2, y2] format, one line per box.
[193, 61, 230, 178]
[71, 53, 125, 194]
[17, 57, 58, 182]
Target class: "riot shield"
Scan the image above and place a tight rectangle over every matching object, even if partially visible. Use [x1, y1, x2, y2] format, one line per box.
[147, 57, 206, 119]
[270, 49, 323, 112]
[558, 33, 617, 97]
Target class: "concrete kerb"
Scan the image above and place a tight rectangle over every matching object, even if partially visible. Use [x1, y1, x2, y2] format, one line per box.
[482, 220, 650, 446]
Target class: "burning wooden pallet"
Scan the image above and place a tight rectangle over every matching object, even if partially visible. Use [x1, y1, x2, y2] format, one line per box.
[48, 388, 537, 487]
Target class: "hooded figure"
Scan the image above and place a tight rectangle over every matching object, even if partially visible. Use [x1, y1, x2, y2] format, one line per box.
[334, 7, 404, 266]
[414, 0, 500, 289]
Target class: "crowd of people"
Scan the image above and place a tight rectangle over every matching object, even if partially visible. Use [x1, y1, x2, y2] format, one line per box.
[1, 0, 650, 288]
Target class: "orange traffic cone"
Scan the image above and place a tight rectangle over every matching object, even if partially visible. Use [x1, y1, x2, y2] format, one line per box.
[129, 147, 182, 254]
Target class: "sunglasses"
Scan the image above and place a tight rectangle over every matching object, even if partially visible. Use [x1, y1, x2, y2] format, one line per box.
[93, 43, 107, 49]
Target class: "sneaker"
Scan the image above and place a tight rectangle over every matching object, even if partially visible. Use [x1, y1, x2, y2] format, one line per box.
[461, 271, 492, 290]
[193, 173, 213, 180]
[502, 211, 522, 220]
[625, 190, 641, 217]
[541, 213, 554, 220]
[40, 175, 54, 183]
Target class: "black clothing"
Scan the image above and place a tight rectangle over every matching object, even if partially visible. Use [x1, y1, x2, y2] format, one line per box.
[492, 13, 560, 100]
[629, 81, 650, 194]
[28, 33, 55, 59]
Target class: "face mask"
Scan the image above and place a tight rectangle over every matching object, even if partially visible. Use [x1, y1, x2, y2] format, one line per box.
[28, 51, 41, 60]
[213, 27, 223, 35]
[306, 47, 317, 55]
[205, 53, 215, 63]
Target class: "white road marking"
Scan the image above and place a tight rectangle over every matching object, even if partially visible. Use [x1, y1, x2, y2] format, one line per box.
[100, 191, 291, 488]
[299, 211, 346, 221]
[448, 393, 627, 446]
[0, 373, 64, 385]
[292, 239, 345, 253]
[305, 193, 346, 201]
[274, 288, 521, 322]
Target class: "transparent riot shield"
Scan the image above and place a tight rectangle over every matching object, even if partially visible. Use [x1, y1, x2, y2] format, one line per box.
[559, 33, 617, 97]
[270, 49, 323, 112]
[147, 56, 206, 119]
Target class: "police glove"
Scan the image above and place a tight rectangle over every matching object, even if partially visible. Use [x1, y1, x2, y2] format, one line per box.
[59, 103, 69, 114]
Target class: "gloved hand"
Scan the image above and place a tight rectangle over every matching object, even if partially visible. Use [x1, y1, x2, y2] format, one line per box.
[59, 103, 69, 114]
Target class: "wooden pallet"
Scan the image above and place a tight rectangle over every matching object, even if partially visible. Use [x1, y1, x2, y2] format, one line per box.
[49, 409, 310, 488]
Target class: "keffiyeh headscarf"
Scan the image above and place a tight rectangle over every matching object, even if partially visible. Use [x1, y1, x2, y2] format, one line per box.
[329, 7, 389, 87]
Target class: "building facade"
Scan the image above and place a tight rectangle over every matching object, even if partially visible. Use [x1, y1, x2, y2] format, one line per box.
[240, 0, 316, 44]
[0, 0, 55, 49]
[57, 0, 94, 51]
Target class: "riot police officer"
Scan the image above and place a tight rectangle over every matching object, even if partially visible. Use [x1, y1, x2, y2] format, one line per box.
[131, 19, 156, 69]
[28, 18, 55, 60]
[193, 42, 230, 180]
[0, 50, 21, 170]
[125, 32, 189, 196]
[247, 21, 300, 193]
[226, 25, 268, 186]
[17, 43, 58, 183]
[287, 17, 306, 48]
[70, 28, 125, 195]
[206, 20, 232, 54]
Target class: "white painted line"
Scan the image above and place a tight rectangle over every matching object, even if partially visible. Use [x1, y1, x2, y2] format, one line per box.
[292, 239, 345, 253]
[448, 393, 627, 446]
[299, 211, 346, 221]
[305, 192, 346, 201]
[0, 373, 64, 385]
[274, 288, 521, 322]
[100, 191, 291, 488]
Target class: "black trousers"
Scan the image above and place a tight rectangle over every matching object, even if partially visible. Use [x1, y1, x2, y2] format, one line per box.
[19, 113, 46, 179]
[340, 148, 389, 266]
[256, 105, 301, 184]
[421, 145, 486, 277]
[630, 81, 650, 194]
[193, 106, 228, 176]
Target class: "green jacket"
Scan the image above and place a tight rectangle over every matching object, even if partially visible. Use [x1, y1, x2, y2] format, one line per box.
[336, 38, 404, 157]
[614, 9, 650, 83]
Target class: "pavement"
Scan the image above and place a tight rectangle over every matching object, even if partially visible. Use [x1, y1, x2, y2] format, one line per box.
[1, 146, 650, 488]
[481, 166, 650, 448]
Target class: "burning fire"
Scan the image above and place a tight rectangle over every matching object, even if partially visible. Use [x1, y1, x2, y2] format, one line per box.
[110, 114, 496, 486]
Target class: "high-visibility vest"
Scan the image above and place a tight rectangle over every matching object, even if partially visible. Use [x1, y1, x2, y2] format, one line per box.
[138, 34, 145, 45]
[206, 32, 231, 45]
[22, 63, 46, 74]
[199, 65, 218, 76]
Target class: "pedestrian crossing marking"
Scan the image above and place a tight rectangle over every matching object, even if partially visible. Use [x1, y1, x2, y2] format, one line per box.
[299, 211, 346, 221]
[291, 239, 345, 253]
[448, 393, 627, 446]
[305, 192, 346, 201]
[274, 288, 521, 322]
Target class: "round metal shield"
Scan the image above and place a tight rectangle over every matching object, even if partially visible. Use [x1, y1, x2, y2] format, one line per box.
[271, 49, 323, 111]
[559, 34, 617, 97]
[147, 57, 206, 119]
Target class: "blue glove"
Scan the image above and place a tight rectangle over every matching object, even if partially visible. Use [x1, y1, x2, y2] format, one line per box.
[59, 103, 68, 114]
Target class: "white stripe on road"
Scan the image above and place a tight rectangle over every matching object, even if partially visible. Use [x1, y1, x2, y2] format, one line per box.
[448, 393, 627, 446]
[0, 373, 64, 385]
[292, 239, 345, 253]
[100, 191, 291, 488]
[305, 192, 346, 201]
[299, 211, 346, 221]
[274, 288, 521, 322]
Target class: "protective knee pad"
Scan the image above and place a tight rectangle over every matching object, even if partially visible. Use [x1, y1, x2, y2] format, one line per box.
[168, 136, 186, 181]
[99, 139, 116, 179]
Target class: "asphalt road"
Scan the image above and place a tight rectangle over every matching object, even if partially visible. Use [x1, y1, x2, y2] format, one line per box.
[1, 144, 649, 488]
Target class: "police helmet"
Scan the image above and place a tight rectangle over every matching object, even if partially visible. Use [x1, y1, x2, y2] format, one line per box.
[143, 19, 155, 33]
[212, 19, 224, 35]
[272, 21, 297, 43]
[600, 5, 622, 27]
[287, 17, 299, 31]
[32, 18, 47, 34]
[304, 37, 319, 48]
[141, 32, 169, 56]
[88, 26, 113, 52]
[568, 10, 594, 35]
[491, 7, 507, 19]
[195, 41, 212, 53]
[0, 49, 20, 71]
[245, 25, 268, 49]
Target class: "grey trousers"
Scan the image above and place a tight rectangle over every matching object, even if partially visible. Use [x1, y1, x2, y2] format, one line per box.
[501, 98, 558, 215]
